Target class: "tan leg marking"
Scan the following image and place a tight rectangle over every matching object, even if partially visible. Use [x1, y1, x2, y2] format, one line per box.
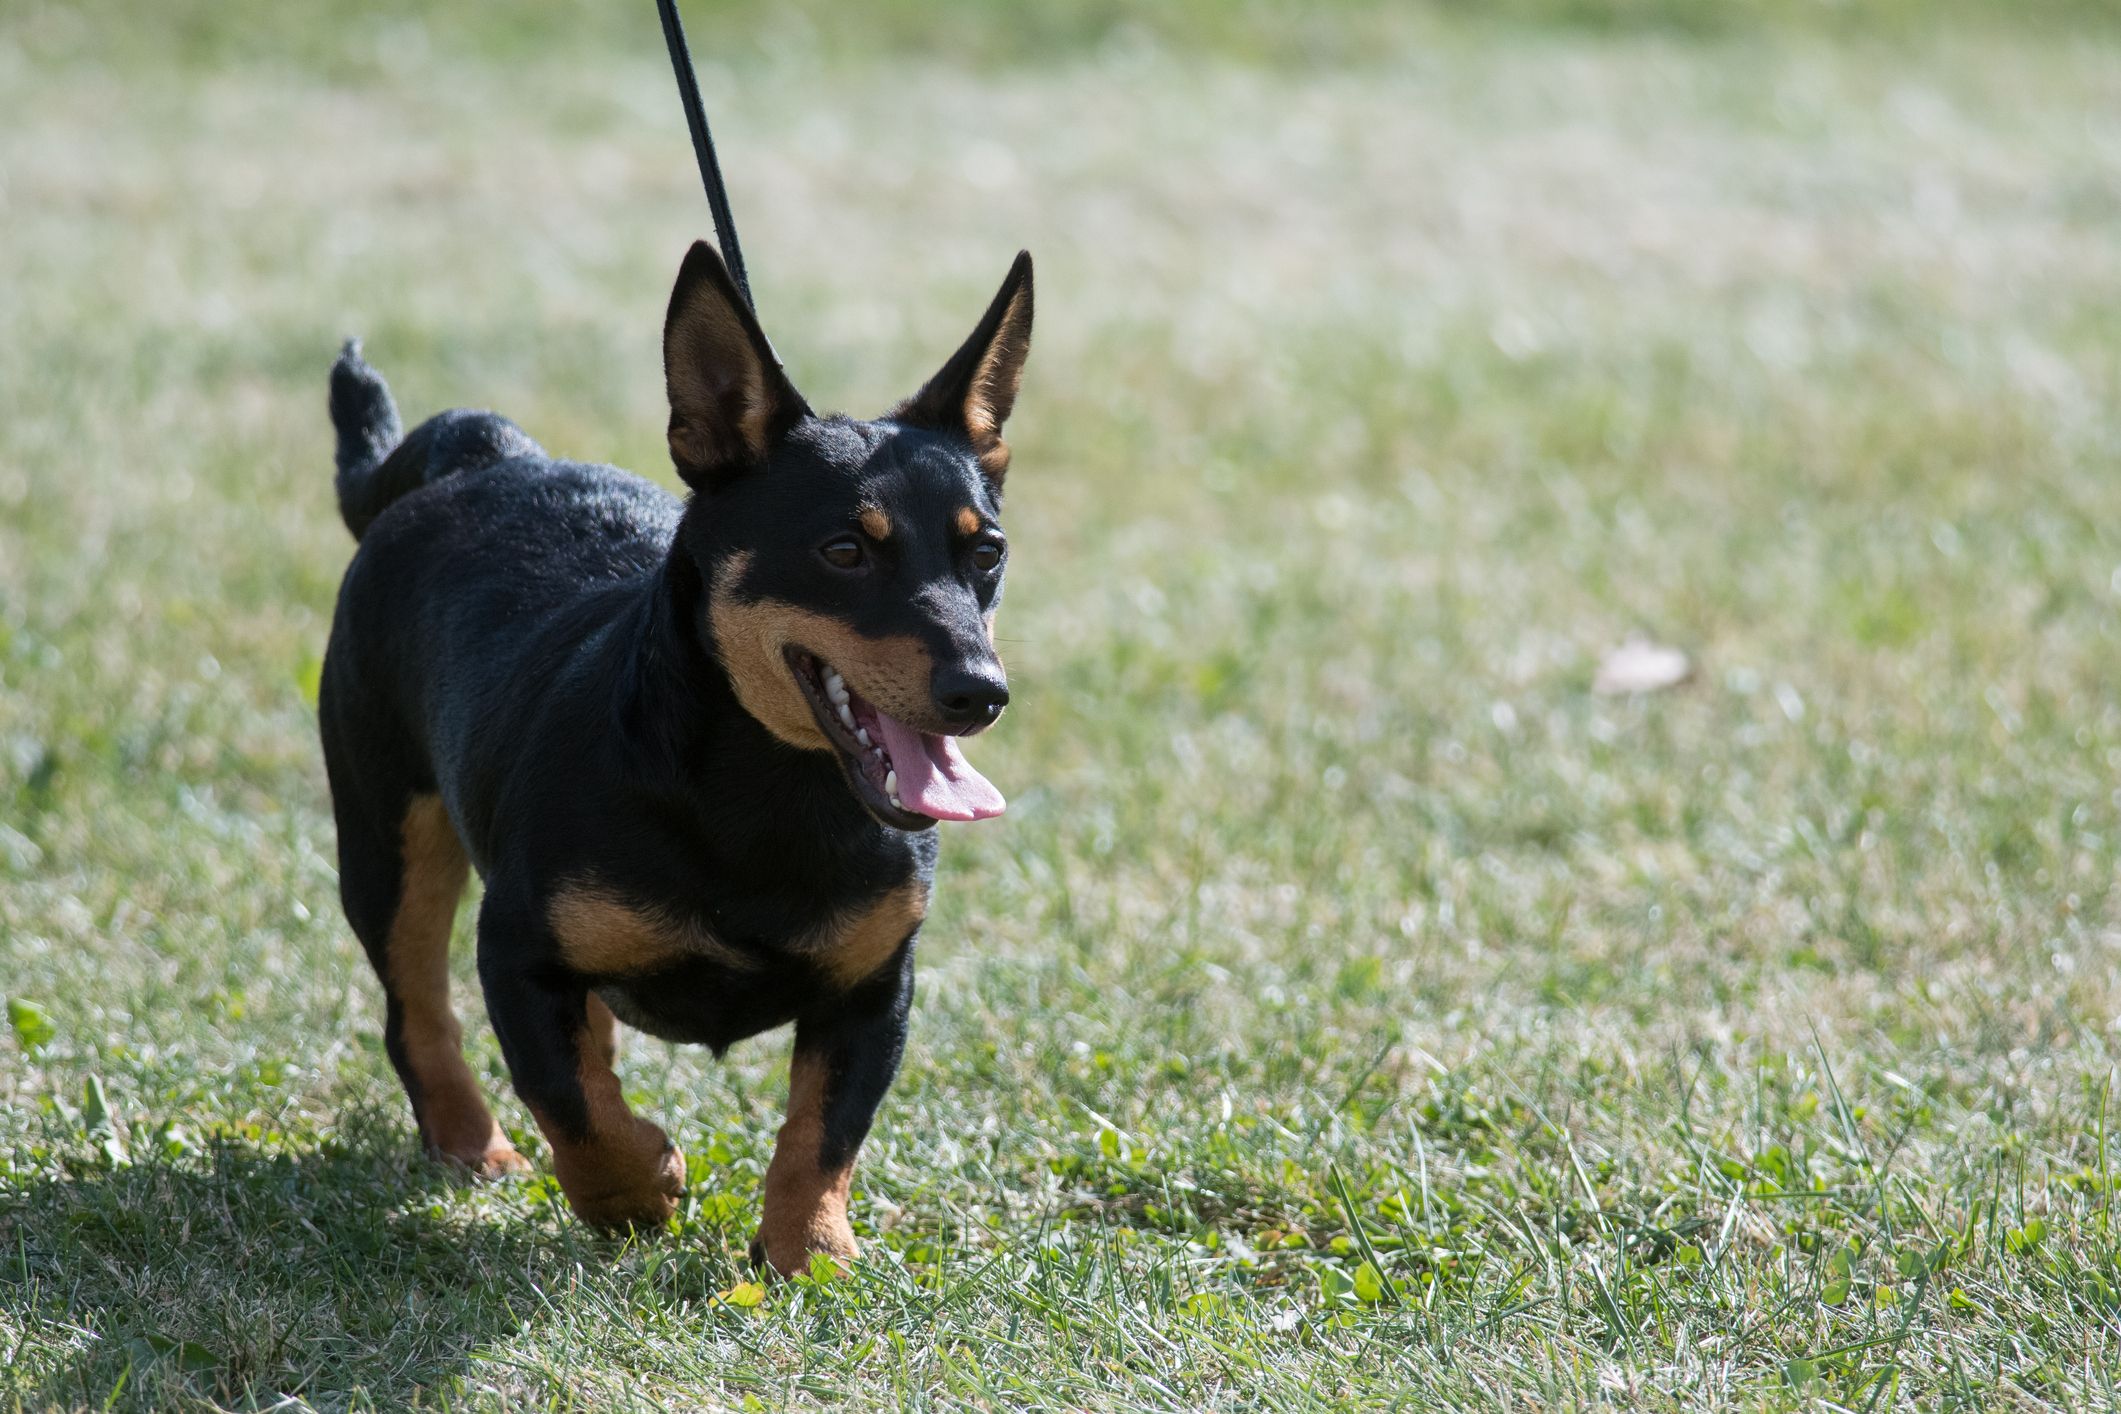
[548, 883, 755, 976]
[585, 992, 620, 1069]
[755, 1048, 858, 1276]
[532, 1018, 685, 1232]
[392, 796, 527, 1178]
[803, 881, 926, 989]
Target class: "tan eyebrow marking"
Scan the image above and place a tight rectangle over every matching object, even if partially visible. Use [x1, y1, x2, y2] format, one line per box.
[954, 506, 981, 537]
[858, 507, 892, 541]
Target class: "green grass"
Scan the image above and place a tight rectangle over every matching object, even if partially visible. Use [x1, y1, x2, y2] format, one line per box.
[6, 2, 2121, 1408]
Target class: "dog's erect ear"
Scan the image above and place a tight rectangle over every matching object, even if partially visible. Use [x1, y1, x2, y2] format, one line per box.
[889, 251, 1033, 487]
[663, 241, 810, 491]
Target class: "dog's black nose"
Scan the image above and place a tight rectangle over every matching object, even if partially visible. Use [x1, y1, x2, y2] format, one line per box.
[933, 664, 1009, 731]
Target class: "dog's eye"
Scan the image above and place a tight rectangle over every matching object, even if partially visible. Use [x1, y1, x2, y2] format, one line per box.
[970, 542, 1004, 573]
[821, 537, 865, 570]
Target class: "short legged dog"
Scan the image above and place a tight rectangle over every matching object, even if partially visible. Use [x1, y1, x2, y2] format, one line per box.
[318, 242, 1031, 1274]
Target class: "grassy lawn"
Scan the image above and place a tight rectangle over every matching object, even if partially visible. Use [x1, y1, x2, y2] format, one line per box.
[5, 1, 2121, 1407]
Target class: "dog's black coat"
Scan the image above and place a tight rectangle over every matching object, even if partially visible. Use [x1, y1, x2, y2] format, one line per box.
[318, 243, 1031, 1270]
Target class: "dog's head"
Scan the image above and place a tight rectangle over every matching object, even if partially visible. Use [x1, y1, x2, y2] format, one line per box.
[661, 241, 1032, 831]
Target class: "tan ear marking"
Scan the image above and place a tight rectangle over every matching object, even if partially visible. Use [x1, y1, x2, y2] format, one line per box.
[884, 252, 1033, 486]
[662, 241, 806, 487]
[962, 287, 1030, 446]
[667, 289, 774, 468]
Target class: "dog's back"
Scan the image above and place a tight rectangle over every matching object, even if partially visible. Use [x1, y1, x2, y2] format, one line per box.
[329, 340, 549, 541]
[321, 344, 688, 873]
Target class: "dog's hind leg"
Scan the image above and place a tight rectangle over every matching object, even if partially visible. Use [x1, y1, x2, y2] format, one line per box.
[329, 774, 529, 1179]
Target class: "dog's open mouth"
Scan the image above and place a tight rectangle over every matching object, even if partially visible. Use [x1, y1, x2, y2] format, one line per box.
[786, 648, 1006, 829]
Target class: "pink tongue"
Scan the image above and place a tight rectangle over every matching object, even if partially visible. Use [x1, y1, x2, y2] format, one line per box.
[870, 712, 1006, 821]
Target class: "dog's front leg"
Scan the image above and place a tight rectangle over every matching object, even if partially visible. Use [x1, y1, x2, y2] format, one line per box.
[752, 943, 915, 1277]
[478, 894, 685, 1231]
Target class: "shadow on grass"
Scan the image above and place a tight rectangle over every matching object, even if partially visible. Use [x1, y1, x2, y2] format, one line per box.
[0, 1120, 576, 1410]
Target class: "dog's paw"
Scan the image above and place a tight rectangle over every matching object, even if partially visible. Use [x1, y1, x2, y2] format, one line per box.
[468, 1144, 534, 1180]
[557, 1129, 686, 1232]
[748, 1219, 858, 1279]
[430, 1138, 533, 1181]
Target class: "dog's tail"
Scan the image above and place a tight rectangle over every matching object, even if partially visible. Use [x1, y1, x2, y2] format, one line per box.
[330, 339, 407, 539]
[329, 339, 545, 540]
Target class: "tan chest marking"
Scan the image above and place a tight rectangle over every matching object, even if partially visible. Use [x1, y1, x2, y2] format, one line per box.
[801, 882, 927, 988]
[548, 884, 755, 977]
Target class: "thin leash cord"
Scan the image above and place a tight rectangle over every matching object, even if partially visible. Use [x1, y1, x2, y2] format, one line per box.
[654, 0, 752, 311]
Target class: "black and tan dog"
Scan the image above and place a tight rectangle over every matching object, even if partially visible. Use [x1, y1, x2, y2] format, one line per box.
[318, 242, 1030, 1275]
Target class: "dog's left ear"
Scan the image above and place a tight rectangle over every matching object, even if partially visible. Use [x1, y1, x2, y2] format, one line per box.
[664, 241, 811, 492]
[889, 251, 1033, 487]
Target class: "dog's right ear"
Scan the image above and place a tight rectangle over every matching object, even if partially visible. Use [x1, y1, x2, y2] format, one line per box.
[663, 241, 809, 492]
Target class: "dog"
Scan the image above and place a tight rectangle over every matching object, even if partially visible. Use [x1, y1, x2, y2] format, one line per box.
[318, 241, 1031, 1275]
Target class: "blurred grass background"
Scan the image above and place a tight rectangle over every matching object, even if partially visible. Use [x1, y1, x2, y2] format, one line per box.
[14, 0, 2120, 72]
[5, 0, 2121, 1409]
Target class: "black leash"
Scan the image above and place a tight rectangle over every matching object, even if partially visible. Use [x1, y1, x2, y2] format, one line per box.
[654, 0, 753, 312]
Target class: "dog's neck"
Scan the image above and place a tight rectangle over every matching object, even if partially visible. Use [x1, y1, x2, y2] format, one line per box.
[617, 545, 731, 762]
[628, 550, 710, 716]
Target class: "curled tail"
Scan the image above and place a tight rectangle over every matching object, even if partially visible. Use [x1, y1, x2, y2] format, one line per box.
[328, 339, 543, 540]
[330, 339, 404, 537]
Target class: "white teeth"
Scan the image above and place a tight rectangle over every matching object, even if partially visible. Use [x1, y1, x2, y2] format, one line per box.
[837, 703, 856, 730]
[883, 769, 897, 798]
[855, 728, 871, 747]
[825, 671, 848, 703]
